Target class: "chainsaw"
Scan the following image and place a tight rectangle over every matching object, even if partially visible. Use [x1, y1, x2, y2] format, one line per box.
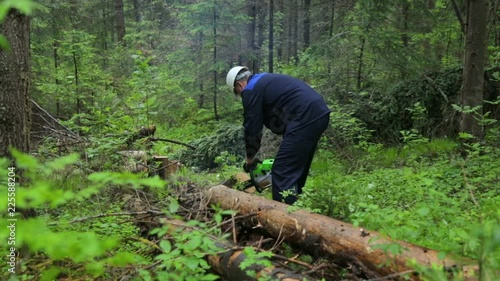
[221, 159, 274, 193]
[246, 158, 274, 192]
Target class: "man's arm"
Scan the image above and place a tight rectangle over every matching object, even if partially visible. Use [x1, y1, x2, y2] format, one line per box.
[242, 89, 264, 161]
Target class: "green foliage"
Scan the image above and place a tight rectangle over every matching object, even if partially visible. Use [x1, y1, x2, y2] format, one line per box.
[338, 66, 464, 143]
[11, 0, 500, 279]
[298, 137, 499, 278]
[0, 150, 170, 280]
[148, 220, 221, 281]
[177, 123, 245, 169]
[0, 0, 37, 19]
[239, 247, 274, 279]
[0, 0, 39, 49]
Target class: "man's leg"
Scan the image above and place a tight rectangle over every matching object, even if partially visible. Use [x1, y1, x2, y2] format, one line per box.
[272, 136, 315, 204]
[272, 114, 329, 204]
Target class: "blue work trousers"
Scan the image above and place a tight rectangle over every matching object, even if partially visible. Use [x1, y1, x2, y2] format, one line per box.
[271, 114, 330, 204]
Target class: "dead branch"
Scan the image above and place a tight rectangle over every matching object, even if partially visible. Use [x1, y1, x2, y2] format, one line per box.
[48, 210, 164, 226]
[150, 137, 196, 150]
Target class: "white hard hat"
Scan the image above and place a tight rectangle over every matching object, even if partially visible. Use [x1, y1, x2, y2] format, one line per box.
[226, 66, 250, 91]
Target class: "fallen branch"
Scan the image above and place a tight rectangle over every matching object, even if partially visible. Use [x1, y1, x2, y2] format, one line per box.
[31, 99, 79, 139]
[207, 185, 478, 280]
[150, 137, 196, 150]
[48, 210, 164, 226]
[161, 219, 312, 281]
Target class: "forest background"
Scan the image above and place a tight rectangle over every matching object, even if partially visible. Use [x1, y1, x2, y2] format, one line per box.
[0, 0, 499, 280]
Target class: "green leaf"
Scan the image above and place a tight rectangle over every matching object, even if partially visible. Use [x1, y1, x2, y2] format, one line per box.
[169, 200, 180, 213]
[40, 266, 62, 281]
[11, 149, 39, 169]
[0, 34, 10, 50]
[437, 251, 447, 260]
[160, 240, 172, 253]
[417, 207, 430, 216]
[0, 0, 38, 20]
[44, 153, 79, 173]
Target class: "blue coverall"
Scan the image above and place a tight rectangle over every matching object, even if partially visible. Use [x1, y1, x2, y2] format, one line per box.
[241, 73, 331, 204]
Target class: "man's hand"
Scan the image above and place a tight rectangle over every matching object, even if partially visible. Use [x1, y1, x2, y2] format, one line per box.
[243, 157, 261, 173]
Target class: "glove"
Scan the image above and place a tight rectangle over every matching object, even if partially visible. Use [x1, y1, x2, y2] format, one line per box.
[243, 158, 261, 173]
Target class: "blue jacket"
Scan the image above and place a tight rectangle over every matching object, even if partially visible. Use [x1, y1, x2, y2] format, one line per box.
[242, 73, 331, 158]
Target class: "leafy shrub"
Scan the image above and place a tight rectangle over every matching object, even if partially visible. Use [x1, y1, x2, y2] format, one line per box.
[0, 150, 226, 280]
[298, 138, 500, 278]
[176, 123, 245, 170]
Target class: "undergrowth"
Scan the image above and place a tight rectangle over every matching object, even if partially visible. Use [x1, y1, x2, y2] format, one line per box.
[298, 136, 500, 278]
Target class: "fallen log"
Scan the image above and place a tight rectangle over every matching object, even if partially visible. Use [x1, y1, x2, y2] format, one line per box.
[207, 185, 478, 280]
[160, 219, 312, 281]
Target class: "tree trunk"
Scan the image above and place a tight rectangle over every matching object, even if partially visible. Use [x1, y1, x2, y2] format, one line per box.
[303, 0, 311, 49]
[242, 1, 257, 71]
[256, 0, 266, 72]
[207, 185, 478, 279]
[133, 0, 141, 22]
[285, 2, 292, 63]
[161, 219, 309, 281]
[197, 32, 205, 108]
[0, 10, 31, 157]
[269, 0, 274, 73]
[327, 0, 335, 74]
[292, 0, 298, 63]
[400, 1, 409, 80]
[460, 0, 489, 139]
[212, 5, 219, 121]
[276, 0, 284, 62]
[72, 48, 80, 116]
[115, 0, 126, 44]
[356, 37, 365, 90]
[51, 2, 61, 117]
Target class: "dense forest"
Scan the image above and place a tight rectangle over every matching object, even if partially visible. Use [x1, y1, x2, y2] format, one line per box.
[0, 0, 499, 280]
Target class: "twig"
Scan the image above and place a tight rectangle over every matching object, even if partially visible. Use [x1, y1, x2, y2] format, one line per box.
[160, 219, 233, 248]
[209, 212, 258, 232]
[303, 263, 330, 275]
[424, 75, 449, 103]
[271, 253, 314, 269]
[367, 270, 415, 281]
[231, 245, 314, 270]
[48, 210, 164, 226]
[231, 213, 237, 244]
[150, 137, 196, 150]
[150, 161, 180, 174]
[31, 99, 79, 138]
[126, 236, 162, 251]
[141, 259, 162, 270]
[270, 224, 287, 251]
[460, 162, 480, 207]
[450, 0, 465, 33]
[250, 237, 274, 249]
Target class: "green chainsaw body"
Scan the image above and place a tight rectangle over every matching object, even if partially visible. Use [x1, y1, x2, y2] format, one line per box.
[249, 159, 274, 192]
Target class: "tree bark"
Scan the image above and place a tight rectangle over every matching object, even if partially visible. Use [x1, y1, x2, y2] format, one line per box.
[356, 37, 365, 90]
[0, 9, 31, 157]
[400, 1, 409, 80]
[460, 0, 489, 139]
[207, 185, 478, 279]
[276, 0, 284, 62]
[212, 5, 219, 121]
[133, 0, 141, 22]
[292, 0, 298, 63]
[303, 0, 311, 49]
[256, 0, 266, 72]
[51, 1, 61, 117]
[269, 0, 274, 73]
[115, 0, 126, 44]
[242, 1, 257, 72]
[161, 219, 310, 281]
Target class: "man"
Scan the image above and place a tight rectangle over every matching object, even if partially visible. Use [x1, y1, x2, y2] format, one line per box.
[226, 66, 331, 205]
